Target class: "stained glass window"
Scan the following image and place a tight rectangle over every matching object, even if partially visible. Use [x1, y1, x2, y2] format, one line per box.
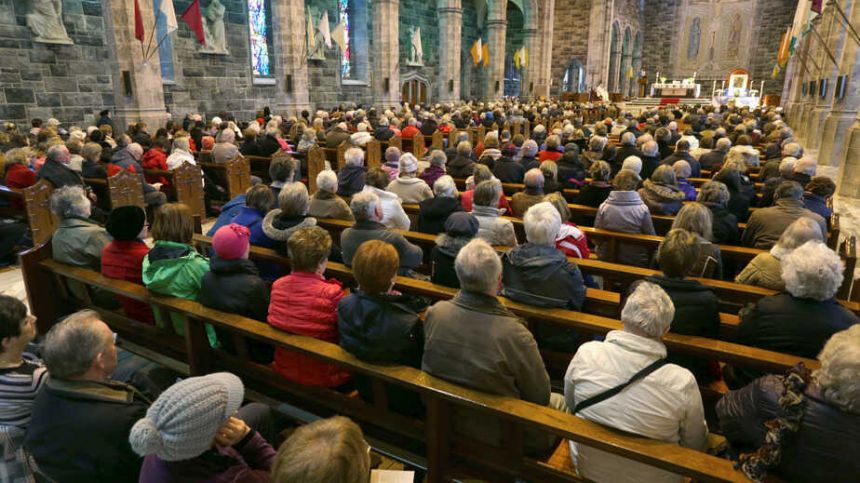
[339, 0, 352, 78]
[248, 0, 272, 77]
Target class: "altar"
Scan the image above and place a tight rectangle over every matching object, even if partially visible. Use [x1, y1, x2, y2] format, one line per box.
[710, 69, 762, 108]
[650, 82, 701, 98]
[712, 95, 760, 109]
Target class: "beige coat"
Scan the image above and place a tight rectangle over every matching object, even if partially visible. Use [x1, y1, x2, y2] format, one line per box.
[735, 252, 784, 291]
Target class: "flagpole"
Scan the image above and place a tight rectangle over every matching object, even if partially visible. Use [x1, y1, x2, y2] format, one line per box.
[809, 21, 839, 67]
[830, 0, 860, 45]
[143, 5, 163, 62]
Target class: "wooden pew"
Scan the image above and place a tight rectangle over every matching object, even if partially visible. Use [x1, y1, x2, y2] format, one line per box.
[21, 244, 753, 483]
[244, 155, 274, 182]
[105, 170, 145, 210]
[144, 161, 206, 218]
[200, 156, 253, 200]
[0, 180, 56, 246]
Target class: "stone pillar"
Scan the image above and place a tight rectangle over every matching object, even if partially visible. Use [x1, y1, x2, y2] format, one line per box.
[585, 0, 610, 90]
[106, 0, 167, 129]
[373, 0, 400, 107]
[520, 28, 537, 98]
[437, 0, 463, 103]
[805, 11, 845, 149]
[795, 36, 816, 139]
[272, 0, 311, 114]
[819, 0, 859, 167]
[486, 18, 507, 100]
[531, 0, 555, 99]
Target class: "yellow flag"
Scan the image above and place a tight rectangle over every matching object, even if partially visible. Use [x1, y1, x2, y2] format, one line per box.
[482, 43, 489, 67]
[470, 38, 482, 65]
[331, 22, 347, 51]
[513, 49, 521, 70]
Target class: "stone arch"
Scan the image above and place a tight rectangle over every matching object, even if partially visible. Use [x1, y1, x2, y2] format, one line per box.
[608, 21, 620, 93]
[621, 26, 631, 97]
[562, 59, 585, 93]
[632, 31, 643, 97]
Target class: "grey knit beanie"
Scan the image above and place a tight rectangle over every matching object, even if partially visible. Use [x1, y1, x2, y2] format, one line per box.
[129, 372, 244, 461]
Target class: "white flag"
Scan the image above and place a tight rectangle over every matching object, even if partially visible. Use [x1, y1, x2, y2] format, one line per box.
[319, 11, 332, 49]
[411, 27, 423, 62]
[158, 0, 177, 33]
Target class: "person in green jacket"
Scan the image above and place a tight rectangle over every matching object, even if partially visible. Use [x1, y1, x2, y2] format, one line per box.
[142, 203, 218, 347]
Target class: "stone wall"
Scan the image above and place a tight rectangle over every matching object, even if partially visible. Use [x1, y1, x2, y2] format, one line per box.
[399, 0, 438, 101]
[0, 0, 114, 126]
[750, 0, 796, 96]
[549, 0, 590, 97]
[641, 0, 679, 80]
[504, 2, 525, 96]
[460, 0, 485, 101]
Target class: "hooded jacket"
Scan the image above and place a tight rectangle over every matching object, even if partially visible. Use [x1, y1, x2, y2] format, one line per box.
[502, 243, 586, 310]
[232, 206, 275, 248]
[594, 190, 655, 266]
[472, 204, 518, 247]
[431, 234, 470, 288]
[387, 176, 433, 204]
[418, 164, 446, 189]
[447, 154, 476, 179]
[261, 211, 317, 256]
[555, 221, 590, 259]
[716, 375, 860, 482]
[417, 196, 463, 234]
[338, 291, 426, 415]
[308, 190, 355, 222]
[638, 180, 685, 215]
[336, 164, 367, 197]
[198, 256, 270, 322]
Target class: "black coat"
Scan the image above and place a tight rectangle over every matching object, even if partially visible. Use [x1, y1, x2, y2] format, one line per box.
[374, 126, 395, 141]
[557, 155, 586, 188]
[240, 138, 262, 156]
[256, 134, 282, 157]
[614, 145, 643, 169]
[25, 379, 149, 482]
[576, 182, 612, 207]
[37, 158, 85, 189]
[336, 165, 367, 197]
[699, 150, 726, 170]
[705, 203, 740, 245]
[640, 155, 661, 181]
[417, 196, 463, 234]
[431, 244, 460, 289]
[447, 154, 476, 179]
[714, 169, 754, 222]
[198, 257, 270, 322]
[661, 151, 701, 178]
[728, 293, 859, 387]
[338, 291, 426, 415]
[646, 275, 721, 382]
[492, 157, 525, 184]
[519, 155, 540, 172]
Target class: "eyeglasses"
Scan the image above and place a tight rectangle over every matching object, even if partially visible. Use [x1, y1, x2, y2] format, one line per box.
[112, 332, 118, 344]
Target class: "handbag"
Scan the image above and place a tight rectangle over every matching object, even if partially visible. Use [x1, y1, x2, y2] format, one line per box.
[573, 358, 667, 414]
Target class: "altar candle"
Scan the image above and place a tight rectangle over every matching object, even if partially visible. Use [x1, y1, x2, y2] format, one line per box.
[656, 71, 660, 81]
[713, 80, 717, 93]
[722, 80, 726, 90]
[760, 80, 764, 93]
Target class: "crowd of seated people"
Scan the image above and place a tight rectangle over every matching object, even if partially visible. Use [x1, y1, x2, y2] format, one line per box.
[0, 99, 857, 482]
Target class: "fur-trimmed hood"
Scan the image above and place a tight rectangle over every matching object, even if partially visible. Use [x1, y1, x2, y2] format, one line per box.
[262, 210, 317, 241]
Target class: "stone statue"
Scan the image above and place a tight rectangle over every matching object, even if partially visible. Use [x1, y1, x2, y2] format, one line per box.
[727, 15, 742, 59]
[687, 17, 700, 60]
[27, 0, 73, 45]
[201, 0, 228, 54]
[408, 27, 423, 66]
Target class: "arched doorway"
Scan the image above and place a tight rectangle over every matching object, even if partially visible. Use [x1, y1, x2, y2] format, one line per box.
[607, 22, 620, 93]
[562, 59, 585, 93]
[401, 71, 431, 105]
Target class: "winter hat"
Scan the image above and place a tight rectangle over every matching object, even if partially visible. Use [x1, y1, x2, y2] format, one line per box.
[444, 212, 479, 238]
[129, 372, 244, 461]
[400, 153, 418, 173]
[212, 224, 250, 260]
[106, 206, 146, 241]
[501, 144, 518, 157]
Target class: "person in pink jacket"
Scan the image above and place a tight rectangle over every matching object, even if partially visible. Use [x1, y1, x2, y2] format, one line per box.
[267, 226, 351, 389]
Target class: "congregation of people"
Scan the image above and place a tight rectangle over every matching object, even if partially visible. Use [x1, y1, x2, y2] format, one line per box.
[0, 99, 857, 482]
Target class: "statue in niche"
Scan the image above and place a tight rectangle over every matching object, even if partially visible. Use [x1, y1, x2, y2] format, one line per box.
[201, 0, 229, 54]
[27, 0, 73, 45]
[727, 15, 742, 59]
[407, 27, 423, 66]
[307, 8, 326, 60]
[687, 17, 701, 60]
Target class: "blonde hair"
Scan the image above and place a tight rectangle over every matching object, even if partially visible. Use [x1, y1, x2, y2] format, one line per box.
[151, 203, 195, 244]
[287, 226, 332, 272]
[544, 192, 570, 221]
[272, 416, 370, 483]
[672, 202, 713, 240]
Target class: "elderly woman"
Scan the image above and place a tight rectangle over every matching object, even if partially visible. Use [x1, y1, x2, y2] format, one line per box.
[460, 164, 512, 214]
[697, 180, 739, 245]
[447, 141, 475, 179]
[672, 160, 697, 201]
[268, 227, 351, 389]
[387, 153, 433, 203]
[728, 242, 859, 388]
[272, 416, 371, 482]
[142, 203, 217, 346]
[3, 147, 36, 189]
[308, 169, 354, 221]
[564, 281, 708, 483]
[472, 180, 517, 247]
[640, 139, 661, 181]
[545, 192, 590, 259]
[735, 216, 824, 291]
[620, 155, 642, 178]
[211, 129, 239, 164]
[538, 135, 563, 162]
[417, 175, 463, 234]
[296, 127, 317, 153]
[50, 186, 110, 270]
[510, 168, 546, 217]
[714, 155, 756, 222]
[520, 139, 540, 171]
[639, 165, 686, 215]
[166, 136, 196, 170]
[670, 202, 722, 279]
[646, 229, 721, 382]
[262, 182, 318, 256]
[431, 212, 479, 288]
[419, 149, 447, 188]
[349, 122, 372, 147]
[595, 169, 655, 266]
[361, 168, 410, 230]
[583, 136, 607, 166]
[577, 160, 613, 207]
[381, 146, 401, 181]
[231, 184, 276, 248]
[717, 324, 860, 482]
[336, 147, 367, 197]
[337, 240, 427, 415]
[478, 134, 502, 166]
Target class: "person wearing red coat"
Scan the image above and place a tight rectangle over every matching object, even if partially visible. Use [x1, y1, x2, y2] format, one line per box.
[141, 138, 170, 186]
[267, 226, 351, 389]
[101, 206, 155, 325]
[400, 121, 420, 139]
[4, 148, 37, 189]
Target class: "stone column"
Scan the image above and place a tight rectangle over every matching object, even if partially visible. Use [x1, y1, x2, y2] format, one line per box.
[437, 0, 463, 103]
[272, 0, 311, 114]
[531, 0, 555, 99]
[585, 0, 610, 91]
[106, 0, 167, 129]
[805, 11, 844, 149]
[796, 37, 816, 139]
[373, 0, 400, 107]
[819, 0, 859, 167]
[520, 28, 537, 98]
[485, 18, 507, 100]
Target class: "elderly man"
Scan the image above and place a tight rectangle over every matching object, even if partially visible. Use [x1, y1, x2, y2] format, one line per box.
[340, 191, 422, 270]
[519, 139, 540, 171]
[742, 181, 826, 249]
[211, 128, 239, 163]
[336, 147, 367, 197]
[166, 137, 196, 170]
[423, 238, 566, 456]
[661, 139, 701, 177]
[564, 281, 708, 483]
[699, 137, 731, 170]
[110, 142, 166, 207]
[25, 310, 151, 482]
[761, 142, 803, 181]
[37, 144, 88, 189]
[614, 132, 643, 173]
[510, 168, 546, 217]
[50, 186, 110, 270]
[640, 140, 661, 181]
[447, 141, 476, 179]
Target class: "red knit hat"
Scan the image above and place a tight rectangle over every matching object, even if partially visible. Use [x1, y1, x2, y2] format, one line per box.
[212, 224, 250, 260]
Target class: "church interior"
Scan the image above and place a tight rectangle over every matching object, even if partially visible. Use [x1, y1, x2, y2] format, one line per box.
[0, 0, 858, 481]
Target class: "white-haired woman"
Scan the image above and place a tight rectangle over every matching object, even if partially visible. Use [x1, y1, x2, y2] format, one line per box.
[361, 168, 411, 231]
[638, 165, 686, 215]
[735, 216, 824, 291]
[50, 185, 110, 270]
[336, 147, 367, 197]
[717, 324, 860, 481]
[262, 182, 318, 256]
[417, 175, 463, 234]
[308, 170, 354, 221]
[564, 281, 708, 483]
[672, 160, 697, 201]
[419, 149, 447, 188]
[728, 241, 859, 388]
[349, 122, 372, 147]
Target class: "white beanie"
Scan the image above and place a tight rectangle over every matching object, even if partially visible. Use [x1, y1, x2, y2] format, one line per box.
[400, 153, 418, 173]
[622, 156, 642, 175]
[129, 372, 244, 462]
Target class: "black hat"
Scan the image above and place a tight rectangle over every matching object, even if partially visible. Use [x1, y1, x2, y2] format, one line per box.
[444, 212, 479, 238]
[106, 206, 146, 241]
